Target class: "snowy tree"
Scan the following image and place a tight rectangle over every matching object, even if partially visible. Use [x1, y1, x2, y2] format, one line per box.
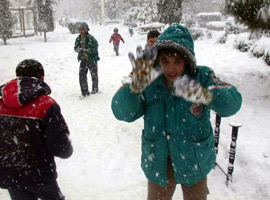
[124, 0, 158, 25]
[37, 0, 55, 42]
[0, 0, 14, 45]
[105, 0, 120, 20]
[157, 0, 182, 24]
[137, 0, 158, 23]
[225, 0, 270, 31]
[88, 0, 101, 24]
[124, 7, 141, 25]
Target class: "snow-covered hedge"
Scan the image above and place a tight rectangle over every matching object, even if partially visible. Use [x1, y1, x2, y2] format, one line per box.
[197, 12, 222, 27]
[206, 21, 225, 31]
[235, 32, 252, 52]
[250, 36, 270, 60]
[235, 34, 270, 66]
[189, 27, 209, 40]
[207, 27, 270, 66]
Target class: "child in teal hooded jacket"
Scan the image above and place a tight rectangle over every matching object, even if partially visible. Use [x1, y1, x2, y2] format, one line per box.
[111, 24, 242, 200]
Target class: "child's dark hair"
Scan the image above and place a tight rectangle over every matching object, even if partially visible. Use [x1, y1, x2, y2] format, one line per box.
[16, 59, 44, 79]
[147, 30, 160, 40]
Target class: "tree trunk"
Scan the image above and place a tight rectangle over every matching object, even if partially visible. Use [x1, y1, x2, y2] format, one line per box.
[44, 31, 47, 42]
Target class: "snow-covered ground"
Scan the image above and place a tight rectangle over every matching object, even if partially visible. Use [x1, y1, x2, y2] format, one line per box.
[0, 23, 270, 200]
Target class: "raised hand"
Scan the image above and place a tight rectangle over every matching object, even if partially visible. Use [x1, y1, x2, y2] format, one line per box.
[174, 75, 213, 105]
[128, 44, 159, 93]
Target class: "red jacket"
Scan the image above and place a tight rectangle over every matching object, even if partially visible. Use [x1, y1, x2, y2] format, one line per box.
[109, 33, 124, 45]
[0, 77, 72, 189]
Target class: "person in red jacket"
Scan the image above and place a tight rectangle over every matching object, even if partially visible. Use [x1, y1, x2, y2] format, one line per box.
[0, 59, 73, 200]
[109, 27, 125, 56]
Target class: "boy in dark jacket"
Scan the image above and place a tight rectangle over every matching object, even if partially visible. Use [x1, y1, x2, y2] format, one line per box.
[0, 59, 73, 200]
[112, 24, 242, 200]
[74, 22, 100, 97]
[109, 27, 125, 56]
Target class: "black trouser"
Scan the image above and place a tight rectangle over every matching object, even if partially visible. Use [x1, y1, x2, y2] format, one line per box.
[79, 59, 98, 95]
[113, 45, 119, 56]
[8, 179, 65, 200]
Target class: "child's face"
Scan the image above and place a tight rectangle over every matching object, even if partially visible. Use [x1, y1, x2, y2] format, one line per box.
[147, 37, 158, 47]
[159, 52, 186, 82]
[79, 29, 87, 36]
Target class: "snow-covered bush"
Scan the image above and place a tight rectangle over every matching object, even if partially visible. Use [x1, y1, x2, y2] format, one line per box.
[189, 28, 208, 40]
[219, 17, 239, 44]
[197, 12, 222, 27]
[206, 21, 225, 31]
[235, 32, 252, 52]
[181, 14, 197, 28]
[225, 17, 240, 36]
[264, 50, 270, 66]
[250, 36, 270, 58]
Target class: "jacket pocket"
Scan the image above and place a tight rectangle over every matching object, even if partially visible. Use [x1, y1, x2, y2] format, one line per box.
[193, 134, 216, 175]
[141, 131, 156, 173]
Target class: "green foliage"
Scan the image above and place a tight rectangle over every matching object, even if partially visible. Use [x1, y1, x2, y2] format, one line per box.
[225, 0, 270, 31]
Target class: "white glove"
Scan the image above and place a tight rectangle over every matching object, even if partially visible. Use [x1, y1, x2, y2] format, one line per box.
[174, 75, 213, 105]
[128, 44, 160, 93]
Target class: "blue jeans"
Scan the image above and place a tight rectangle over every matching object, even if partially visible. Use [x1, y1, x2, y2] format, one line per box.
[8, 179, 65, 200]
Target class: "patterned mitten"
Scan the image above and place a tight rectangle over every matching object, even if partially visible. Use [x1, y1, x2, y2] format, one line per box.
[174, 75, 213, 105]
[128, 45, 159, 93]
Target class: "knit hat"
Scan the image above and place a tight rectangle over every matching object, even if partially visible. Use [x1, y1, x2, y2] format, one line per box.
[16, 59, 44, 79]
[154, 24, 197, 75]
[78, 22, 90, 31]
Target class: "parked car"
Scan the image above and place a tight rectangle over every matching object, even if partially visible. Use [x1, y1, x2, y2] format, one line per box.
[67, 19, 81, 34]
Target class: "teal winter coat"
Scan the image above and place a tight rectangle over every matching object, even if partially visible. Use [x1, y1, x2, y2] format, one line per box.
[111, 24, 242, 187]
[111, 69, 242, 186]
[74, 33, 100, 64]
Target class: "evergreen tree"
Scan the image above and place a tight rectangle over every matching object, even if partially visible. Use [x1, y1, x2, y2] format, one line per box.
[124, 0, 158, 25]
[105, 0, 119, 20]
[157, 0, 182, 24]
[225, 0, 270, 31]
[88, 0, 101, 24]
[137, 0, 158, 23]
[37, 0, 55, 42]
[0, 0, 14, 45]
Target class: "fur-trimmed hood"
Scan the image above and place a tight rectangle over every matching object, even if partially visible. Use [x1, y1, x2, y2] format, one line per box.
[154, 24, 197, 74]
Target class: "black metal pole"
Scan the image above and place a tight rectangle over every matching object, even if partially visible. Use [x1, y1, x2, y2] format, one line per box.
[214, 113, 221, 155]
[226, 124, 241, 186]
